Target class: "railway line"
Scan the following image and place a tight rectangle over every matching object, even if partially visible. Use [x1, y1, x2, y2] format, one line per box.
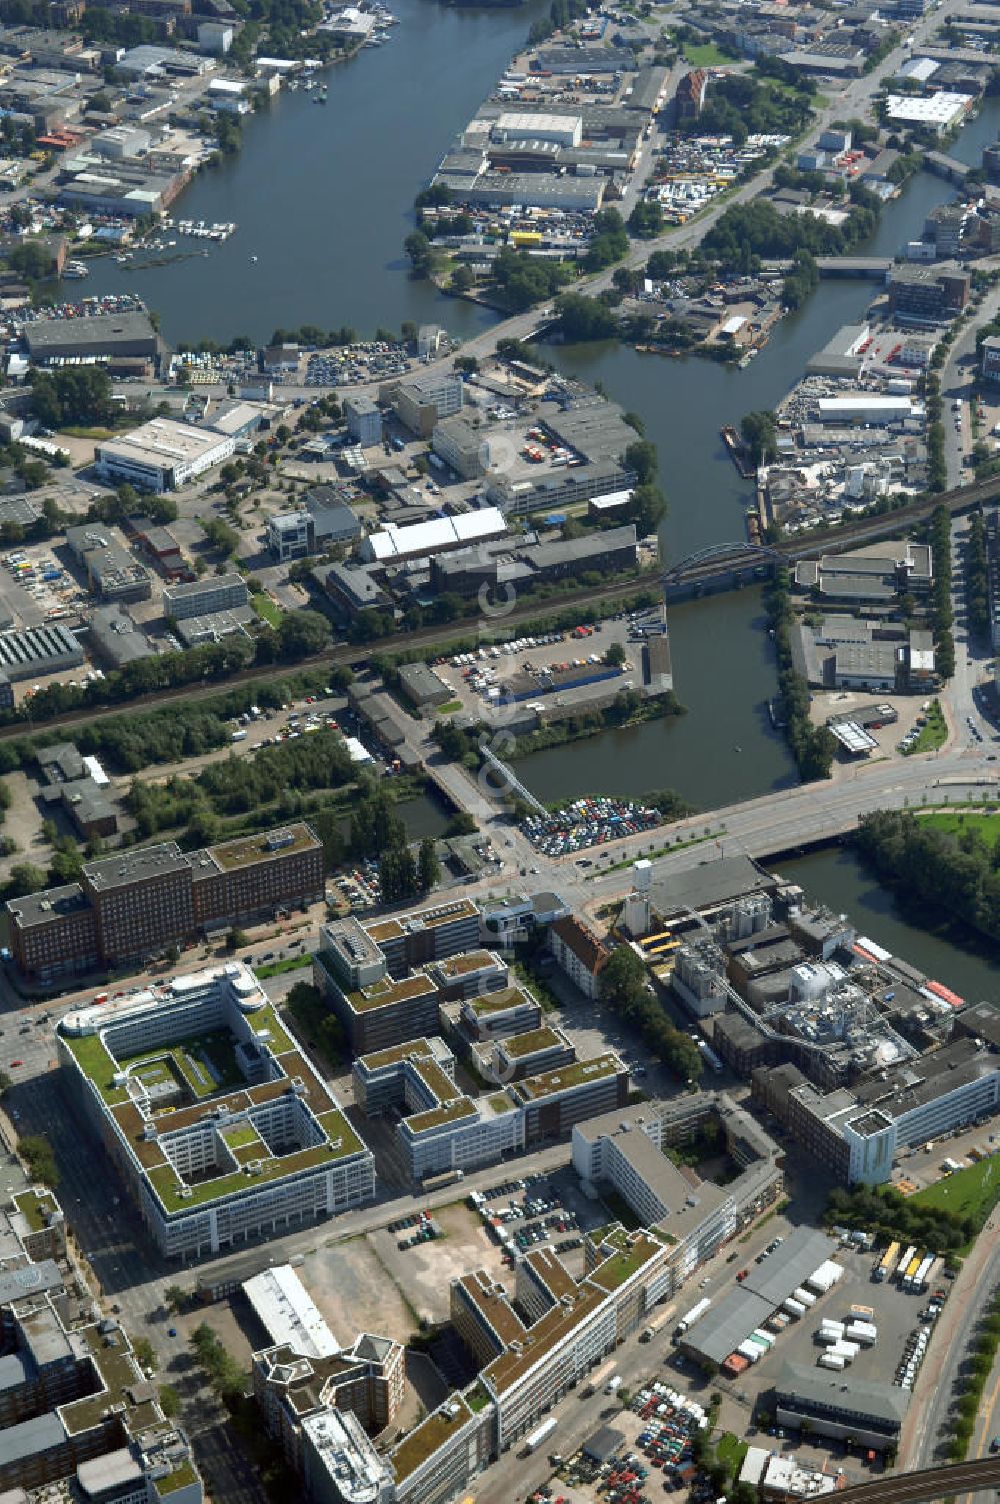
[0, 573, 658, 744]
[834, 1458, 1000, 1504]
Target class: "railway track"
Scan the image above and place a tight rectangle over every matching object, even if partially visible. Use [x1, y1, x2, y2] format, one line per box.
[0, 574, 657, 744]
[833, 1457, 1000, 1504]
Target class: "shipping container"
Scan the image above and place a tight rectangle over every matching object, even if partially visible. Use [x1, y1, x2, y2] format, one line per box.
[845, 1321, 877, 1346]
[793, 1287, 817, 1307]
[849, 1304, 875, 1322]
[819, 1352, 846, 1370]
[783, 1298, 806, 1318]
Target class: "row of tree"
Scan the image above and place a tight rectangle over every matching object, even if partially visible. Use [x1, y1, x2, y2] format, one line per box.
[766, 568, 837, 781]
[854, 806, 1000, 943]
[599, 945, 703, 1082]
[826, 1182, 977, 1253]
[964, 511, 990, 641]
[0, 608, 335, 733]
[929, 504, 955, 680]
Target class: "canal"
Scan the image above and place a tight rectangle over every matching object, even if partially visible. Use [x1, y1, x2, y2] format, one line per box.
[80, 48, 1000, 812]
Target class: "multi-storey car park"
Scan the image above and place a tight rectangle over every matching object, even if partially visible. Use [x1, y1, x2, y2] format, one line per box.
[57, 962, 375, 1258]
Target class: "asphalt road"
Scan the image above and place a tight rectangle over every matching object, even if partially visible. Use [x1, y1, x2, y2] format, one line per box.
[900, 1199, 1000, 1471]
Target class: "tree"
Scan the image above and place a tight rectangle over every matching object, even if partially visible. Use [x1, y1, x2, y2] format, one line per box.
[159, 1384, 180, 1418]
[627, 199, 663, 239]
[740, 410, 778, 465]
[450, 265, 475, 294]
[625, 440, 658, 486]
[404, 230, 433, 278]
[19, 1134, 59, 1187]
[132, 1336, 157, 1371]
[225, 928, 248, 953]
[5, 863, 46, 899]
[554, 292, 617, 341]
[164, 1285, 187, 1314]
[604, 641, 627, 667]
[418, 836, 440, 893]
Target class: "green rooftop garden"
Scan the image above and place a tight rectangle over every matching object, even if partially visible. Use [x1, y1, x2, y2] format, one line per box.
[405, 1098, 477, 1135]
[392, 1397, 472, 1482]
[154, 1459, 200, 1497]
[62, 1032, 130, 1105]
[488, 1092, 517, 1114]
[253, 1003, 294, 1056]
[222, 1125, 260, 1151]
[465, 1381, 491, 1414]
[13, 1190, 56, 1232]
[590, 1234, 662, 1291]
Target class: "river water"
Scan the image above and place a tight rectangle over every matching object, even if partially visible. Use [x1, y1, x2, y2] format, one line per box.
[77, 29, 1000, 813]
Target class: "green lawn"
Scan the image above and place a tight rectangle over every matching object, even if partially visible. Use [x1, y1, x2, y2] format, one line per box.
[436, 699, 462, 715]
[910, 1155, 1000, 1227]
[717, 1433, 748, 1474]
[681, 41, 740, 65]
[256, 952, 312, 980]
[918, 807, 1000, 840]
[252, 593, 282, 627]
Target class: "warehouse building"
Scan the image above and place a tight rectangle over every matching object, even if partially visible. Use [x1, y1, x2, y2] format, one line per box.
[360, 507, 507, 565]
[96, 419, 235, 491]
[88, 604, 156, 668]
[57, 962, 375, 1258]
[774, 1361, 910, 1450]
[0, 621, 83, 682]
[676, 1228, 838, 1369]
[25, 309, 158, 364]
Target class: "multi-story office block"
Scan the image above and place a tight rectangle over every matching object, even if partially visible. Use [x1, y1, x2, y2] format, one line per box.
[57, 963, 375, 1258]
[9, 824, 323, 979]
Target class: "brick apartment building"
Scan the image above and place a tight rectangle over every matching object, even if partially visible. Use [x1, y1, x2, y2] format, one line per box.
[8, 823, 324, 981]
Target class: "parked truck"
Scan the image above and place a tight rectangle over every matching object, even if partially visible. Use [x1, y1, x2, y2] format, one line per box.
[912, 1254, 935, 1293]
[896, 1246, 917, 1285]
[675, 1297, 711, 1337]
[524, 1418, 557, 1455]
[605, 1375, 622, 1395]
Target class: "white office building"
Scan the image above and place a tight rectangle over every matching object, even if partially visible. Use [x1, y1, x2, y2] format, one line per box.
[96, 419, 236, 491]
